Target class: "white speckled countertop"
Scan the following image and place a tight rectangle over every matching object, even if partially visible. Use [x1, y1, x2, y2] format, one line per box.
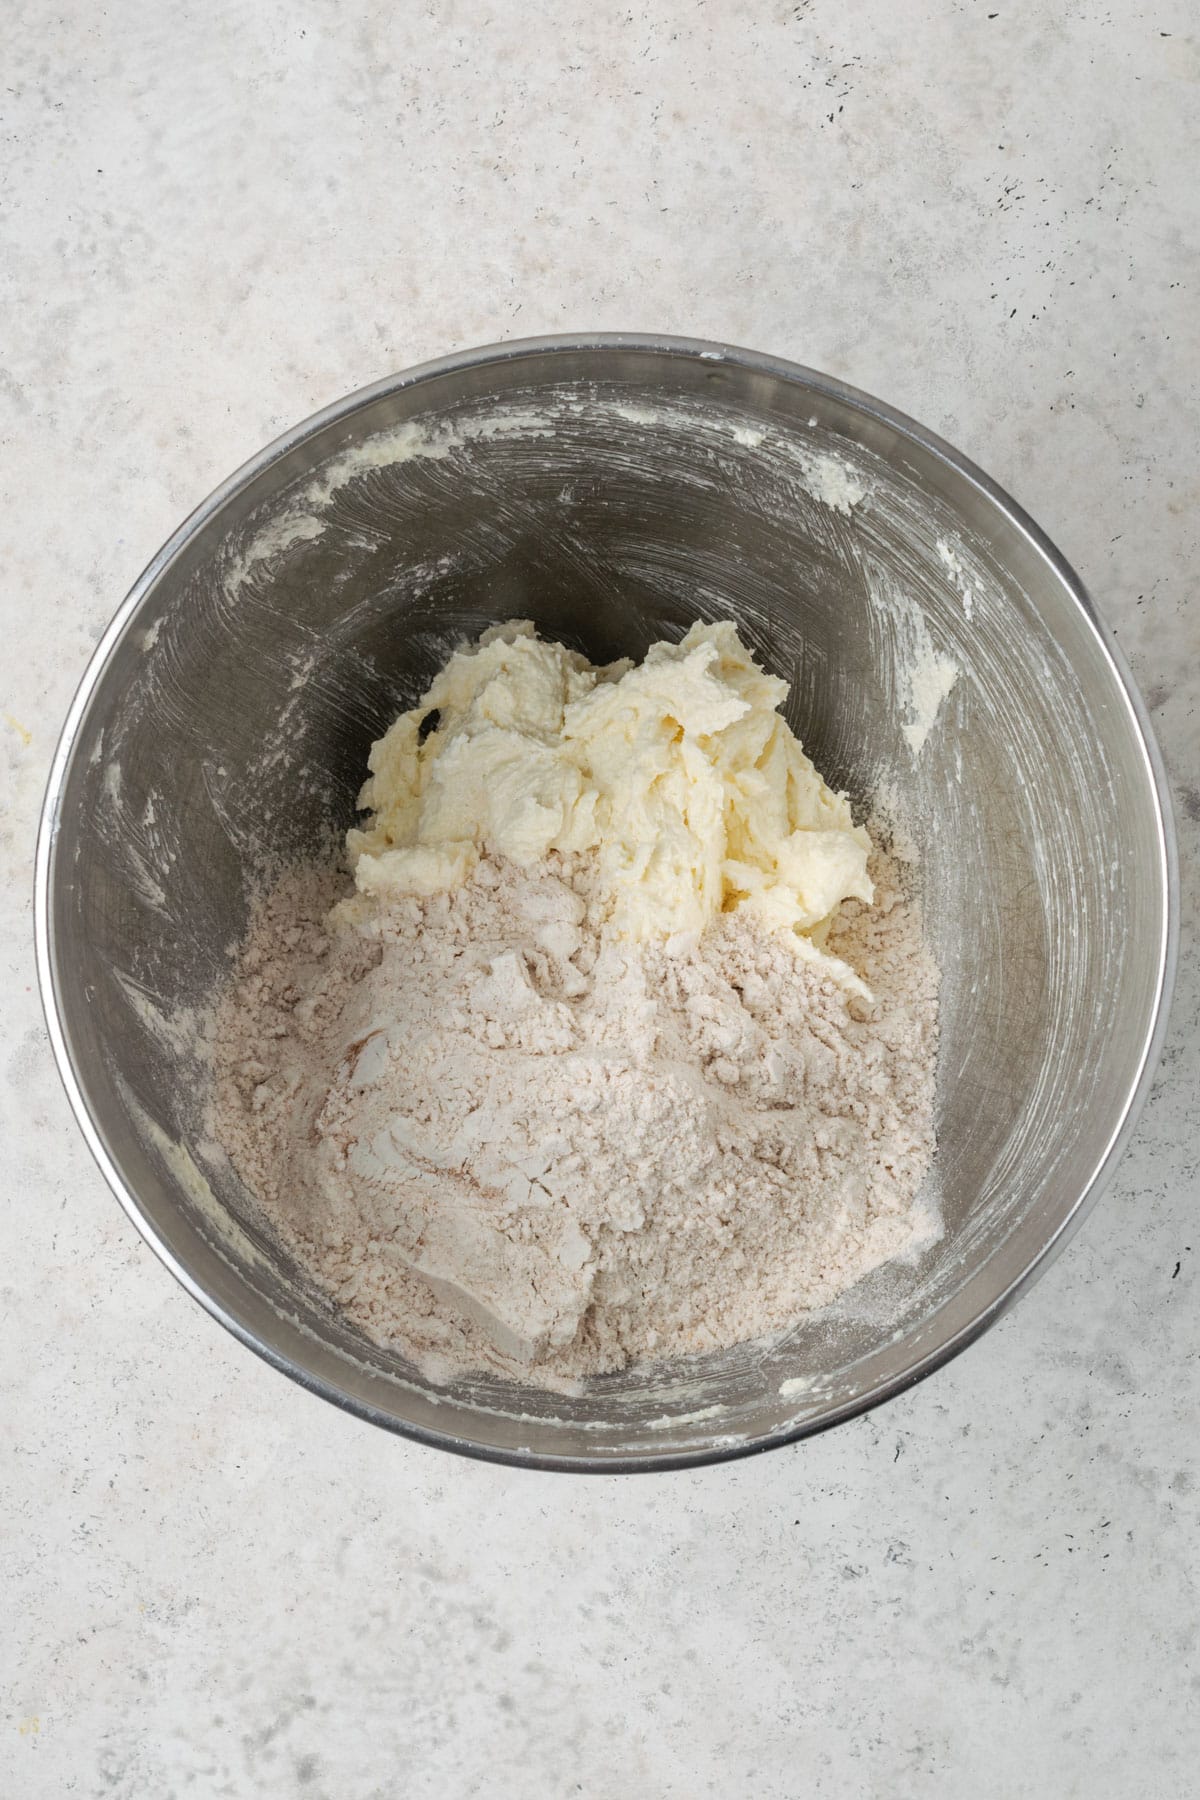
[2, 3, 1197, 1795]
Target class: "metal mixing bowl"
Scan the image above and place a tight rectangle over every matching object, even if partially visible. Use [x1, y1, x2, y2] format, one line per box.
[35, 335, 1177, 1471]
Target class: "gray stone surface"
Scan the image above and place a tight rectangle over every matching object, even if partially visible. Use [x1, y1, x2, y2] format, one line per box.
[2, 2, 1196, 1795]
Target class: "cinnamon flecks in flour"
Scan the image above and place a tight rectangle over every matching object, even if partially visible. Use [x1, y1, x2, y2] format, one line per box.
[206, 846, 939, 1386]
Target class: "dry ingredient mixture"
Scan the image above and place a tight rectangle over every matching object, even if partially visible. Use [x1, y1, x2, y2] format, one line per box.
[207, 620, 939, 1384]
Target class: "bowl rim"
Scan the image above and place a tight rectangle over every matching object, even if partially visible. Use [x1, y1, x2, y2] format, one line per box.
[33, 331, 1181, 1473]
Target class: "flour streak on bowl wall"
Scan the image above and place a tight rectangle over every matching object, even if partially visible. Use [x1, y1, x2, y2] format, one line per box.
[36, 337, 1176, 1471]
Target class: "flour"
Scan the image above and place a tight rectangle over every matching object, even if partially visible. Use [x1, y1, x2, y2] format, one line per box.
[206, 845, 939, 1387]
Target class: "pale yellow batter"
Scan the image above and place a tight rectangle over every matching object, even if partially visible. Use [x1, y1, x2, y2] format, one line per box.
[347, 620, 873, 981]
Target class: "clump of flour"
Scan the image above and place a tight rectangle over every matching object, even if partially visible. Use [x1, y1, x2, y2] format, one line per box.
[206, 845, 939, 1386]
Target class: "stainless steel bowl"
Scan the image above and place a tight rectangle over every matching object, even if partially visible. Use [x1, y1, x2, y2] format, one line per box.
[35, 335, 1177, 1471]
